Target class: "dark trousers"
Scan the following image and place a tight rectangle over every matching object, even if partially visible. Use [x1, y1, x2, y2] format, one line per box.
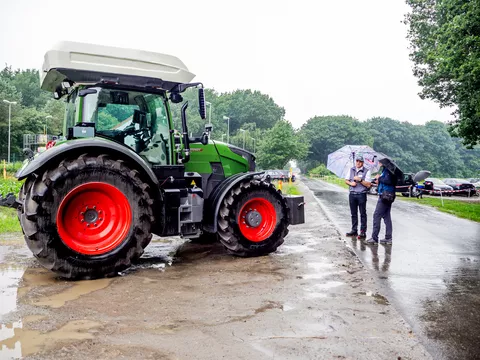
[349, 192, 367, 233]
[372, 198, 393, 241]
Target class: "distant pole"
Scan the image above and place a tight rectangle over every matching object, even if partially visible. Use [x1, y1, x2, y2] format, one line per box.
[3, 99, 17, 163]
[240, 129, 246, 149]
[223, 116, 230, 144]
[252, 138, 256, 153]
[205, 101, 212, 123]
[45, 115, 53, 136]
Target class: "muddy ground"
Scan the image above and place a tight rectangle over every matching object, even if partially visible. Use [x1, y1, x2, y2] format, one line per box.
[0, 182, 431, 360]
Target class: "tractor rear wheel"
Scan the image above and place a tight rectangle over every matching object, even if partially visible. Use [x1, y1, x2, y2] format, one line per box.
[18, 154, 154, 279]
[217, 179, 288, 257]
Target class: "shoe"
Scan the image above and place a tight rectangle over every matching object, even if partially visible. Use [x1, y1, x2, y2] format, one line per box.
[365, 238, 379, 245]
[357, 232, 366, 240]
[380, 238, 392, 245]
[346, 231, 358, 237]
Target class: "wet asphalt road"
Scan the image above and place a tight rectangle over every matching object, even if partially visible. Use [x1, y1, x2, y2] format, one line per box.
[304, 178, 480, 360]
[0, 182, 431, 360]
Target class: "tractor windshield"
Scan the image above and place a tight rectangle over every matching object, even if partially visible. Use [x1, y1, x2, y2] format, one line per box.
[68, 87, 172, 165]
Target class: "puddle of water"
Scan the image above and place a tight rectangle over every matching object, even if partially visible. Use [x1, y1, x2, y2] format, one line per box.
[308, 261, 334, 271]
[305, 292, 328, 299]
[313, 281, 344, 290]
[279, 244, 314, 254]
[34, 278, 112, 308]
[0, 321, 22, 359]
[0, 320, 101, 357]
[302, 272, 336, 280]
[301, 261, 336, 279]
[0, 267, 25, 317]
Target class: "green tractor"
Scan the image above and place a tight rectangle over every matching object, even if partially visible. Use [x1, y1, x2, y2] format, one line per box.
[4, 41, 304, 279]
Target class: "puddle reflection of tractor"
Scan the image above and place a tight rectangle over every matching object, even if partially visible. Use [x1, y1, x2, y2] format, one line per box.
[1, 42, 305, 279]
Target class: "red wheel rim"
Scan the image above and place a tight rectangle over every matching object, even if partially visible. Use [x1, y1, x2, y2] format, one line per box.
[238, 197, 277, 242]
[56, 182, 132, 255]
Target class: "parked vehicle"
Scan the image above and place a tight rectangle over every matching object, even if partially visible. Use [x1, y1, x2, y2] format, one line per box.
[443, 178, 477, 196]
[280, 170, 296, 182]
[398, 171, 430, 197]
[423, 178, 453, 196]
[467, 178, 480, 189]
[265, 170, 296, 182]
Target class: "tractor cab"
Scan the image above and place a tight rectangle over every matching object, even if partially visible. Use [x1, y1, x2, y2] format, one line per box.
[40, 41, 209, 166]
[67, 86, 173, 164]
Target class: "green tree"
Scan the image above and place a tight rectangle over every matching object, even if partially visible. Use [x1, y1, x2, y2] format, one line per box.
[214, 90, 285, 132]
[405, 0, 480, 147]
[299, 115, 373, 171]
[169, 88, 285, 141]
[256, 120, 308, 169]
[9, 68, 51, 109]
[308, 164, 333, 176]
[43, 99, 66, 135]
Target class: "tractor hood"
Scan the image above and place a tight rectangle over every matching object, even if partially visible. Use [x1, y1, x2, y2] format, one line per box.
[225, 144, 256, 172]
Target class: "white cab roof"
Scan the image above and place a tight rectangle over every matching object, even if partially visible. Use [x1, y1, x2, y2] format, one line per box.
[41, 41, 195, 92]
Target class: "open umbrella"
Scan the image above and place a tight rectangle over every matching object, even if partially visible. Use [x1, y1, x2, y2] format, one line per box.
[377, 155, 404, 179]
[327, 145, 382, 178]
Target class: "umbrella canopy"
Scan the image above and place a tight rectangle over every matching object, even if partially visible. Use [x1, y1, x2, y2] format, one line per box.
[327, 145, 382, 178]
[377, 155, 404, 179]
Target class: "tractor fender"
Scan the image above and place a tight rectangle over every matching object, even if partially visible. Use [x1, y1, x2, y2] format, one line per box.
[16, 138, 159, 187]
[203, 171, 264, 233]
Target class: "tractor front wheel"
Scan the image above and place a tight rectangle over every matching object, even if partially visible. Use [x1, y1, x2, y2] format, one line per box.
[217, 179, 288, 257]
[18, 154, 154, 279]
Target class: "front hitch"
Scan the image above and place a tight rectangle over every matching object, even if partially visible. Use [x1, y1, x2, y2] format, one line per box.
[0, 193, 21, 210]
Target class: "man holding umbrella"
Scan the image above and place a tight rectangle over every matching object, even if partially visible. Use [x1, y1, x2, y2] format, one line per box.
[345, 154, 372, 240]
[366, 156, 400, 245]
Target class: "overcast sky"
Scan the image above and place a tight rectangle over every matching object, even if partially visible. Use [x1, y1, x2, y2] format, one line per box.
[0, 0, 453, 128]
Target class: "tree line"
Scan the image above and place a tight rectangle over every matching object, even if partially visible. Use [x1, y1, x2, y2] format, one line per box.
[298, 116, 479, 177]
[0, 65, 478, 177]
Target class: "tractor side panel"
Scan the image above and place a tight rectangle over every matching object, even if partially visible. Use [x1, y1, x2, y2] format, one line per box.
[185, 143, 225, 198]
[214, 143, 250, 177]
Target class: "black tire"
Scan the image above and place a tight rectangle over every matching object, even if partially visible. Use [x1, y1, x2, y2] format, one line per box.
[18, 154, 154, 279]
[217, 179, 288, 257]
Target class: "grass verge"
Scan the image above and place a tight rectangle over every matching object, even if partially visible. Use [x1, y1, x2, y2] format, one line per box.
[0, 207, 21, 233]
[313, 175, 349, 190]
[397, 197, 480, 222]
[273, 181, 302, 195]
[0, 176, 23, 195]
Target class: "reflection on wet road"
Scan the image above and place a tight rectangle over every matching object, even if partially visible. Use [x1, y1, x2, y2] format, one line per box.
[305, 178, 480, 360]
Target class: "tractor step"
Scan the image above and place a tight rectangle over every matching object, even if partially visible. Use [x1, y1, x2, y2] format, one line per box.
[0, 193, 21, 209]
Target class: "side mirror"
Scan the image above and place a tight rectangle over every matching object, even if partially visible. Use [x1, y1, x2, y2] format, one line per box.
[198, 88, 207, 120]
[79, 88, 98, 97]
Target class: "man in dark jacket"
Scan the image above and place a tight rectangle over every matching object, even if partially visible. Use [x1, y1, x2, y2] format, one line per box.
[345, 155, 372, 240]
[366, 163, 397, 245]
